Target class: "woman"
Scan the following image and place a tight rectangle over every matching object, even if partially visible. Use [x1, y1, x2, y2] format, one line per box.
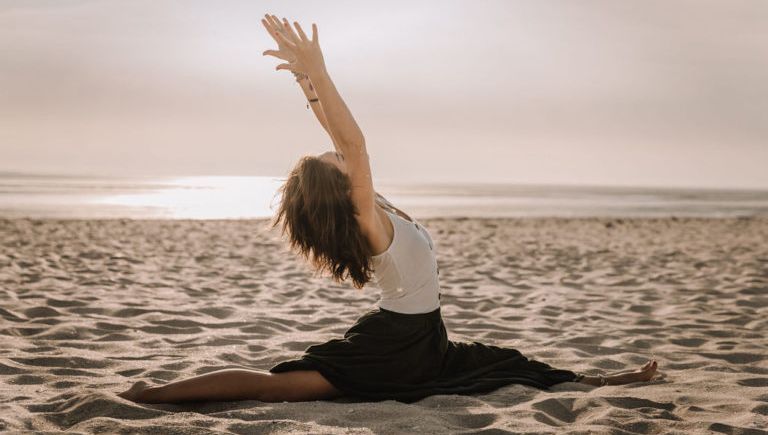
[118, 15, 658, 404]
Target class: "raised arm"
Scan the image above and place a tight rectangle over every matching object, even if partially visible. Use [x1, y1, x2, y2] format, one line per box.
[261, 15, 342, 154]
[296, 73, 344, 155]
[262, 16, 381, 236]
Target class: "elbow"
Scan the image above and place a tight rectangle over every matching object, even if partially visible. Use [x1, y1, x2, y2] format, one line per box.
[338, 134, 366, 152]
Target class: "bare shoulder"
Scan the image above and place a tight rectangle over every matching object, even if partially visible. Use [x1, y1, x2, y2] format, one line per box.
[357, 205, 393, 256]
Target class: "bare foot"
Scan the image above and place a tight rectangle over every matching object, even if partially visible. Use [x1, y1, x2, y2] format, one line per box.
[118, 380, 150, 403]
[579, 359, 659, 386]
[608, 359, 658, 385]
[635, 359, 659, 381]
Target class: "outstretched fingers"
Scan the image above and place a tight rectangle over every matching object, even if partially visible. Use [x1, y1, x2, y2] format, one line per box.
[281, 17, 302, 44]
[260, 17, 271, 34]
[267, 14, 281, 29]
[262, 14, 322, 73]
[275, 62, 297, 72]
[264, 14, 317, 46]
[262, 15, 284, 42]
[293, 21, 309, 42]
[261, 15, 294, 59]
[269, 14, 287, 39]
[273, 31, 296, 50]
[262, 49, 287, 60]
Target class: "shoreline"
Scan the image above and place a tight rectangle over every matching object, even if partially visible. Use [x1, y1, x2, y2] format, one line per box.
[2, 215, 767, 222]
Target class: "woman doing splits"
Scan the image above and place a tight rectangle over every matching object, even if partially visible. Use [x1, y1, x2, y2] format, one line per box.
[119, 15, 658, 404]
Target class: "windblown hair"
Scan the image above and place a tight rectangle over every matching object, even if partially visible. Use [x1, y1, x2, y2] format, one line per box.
[274, 156, 373, 289]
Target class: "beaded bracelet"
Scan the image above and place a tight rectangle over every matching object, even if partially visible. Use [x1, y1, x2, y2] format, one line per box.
[292, 71, 308, 81]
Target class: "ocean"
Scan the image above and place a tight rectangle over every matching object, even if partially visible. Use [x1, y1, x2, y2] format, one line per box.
[1, 173, 767, 219]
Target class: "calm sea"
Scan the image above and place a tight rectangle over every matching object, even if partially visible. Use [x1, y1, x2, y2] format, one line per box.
[1, 173, 767, 219]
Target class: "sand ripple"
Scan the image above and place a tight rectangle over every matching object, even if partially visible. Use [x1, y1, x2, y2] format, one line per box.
[1, 217, 767, 433]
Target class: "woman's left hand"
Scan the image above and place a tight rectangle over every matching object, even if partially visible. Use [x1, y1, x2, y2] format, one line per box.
[261, 14, 297, 64]
[262, 15, 326, 77]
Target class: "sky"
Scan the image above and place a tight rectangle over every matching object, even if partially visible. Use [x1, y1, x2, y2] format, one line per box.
[1, 0, 767, 189]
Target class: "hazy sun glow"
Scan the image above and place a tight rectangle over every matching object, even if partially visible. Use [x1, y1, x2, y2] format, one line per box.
[95, 176, 284, 219]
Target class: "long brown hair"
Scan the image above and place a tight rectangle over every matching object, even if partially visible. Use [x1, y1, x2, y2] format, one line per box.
[274, 156, 373, 289]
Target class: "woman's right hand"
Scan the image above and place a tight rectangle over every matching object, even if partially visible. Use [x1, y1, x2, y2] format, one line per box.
[262, 15, 327, 77]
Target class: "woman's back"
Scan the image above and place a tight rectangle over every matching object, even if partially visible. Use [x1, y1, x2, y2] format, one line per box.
[371, 195, 441, 314]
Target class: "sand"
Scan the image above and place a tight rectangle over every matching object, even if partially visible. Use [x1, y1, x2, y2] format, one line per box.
[1, 217, 766, 434]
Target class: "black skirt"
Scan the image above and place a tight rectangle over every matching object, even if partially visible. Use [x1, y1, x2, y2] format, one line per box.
[269, 306, 578, 403]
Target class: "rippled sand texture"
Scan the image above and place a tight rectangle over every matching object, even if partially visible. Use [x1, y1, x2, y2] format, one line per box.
[1, 217, 767, 434]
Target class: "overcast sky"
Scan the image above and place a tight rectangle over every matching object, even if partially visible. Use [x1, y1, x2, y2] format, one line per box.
[1, 0, 767, 188]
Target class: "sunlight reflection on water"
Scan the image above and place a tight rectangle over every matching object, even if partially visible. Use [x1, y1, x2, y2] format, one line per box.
[94, 176, 285, 219]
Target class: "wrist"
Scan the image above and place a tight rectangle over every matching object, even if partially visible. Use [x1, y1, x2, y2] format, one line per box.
[306, 65, 328, 81]
[296, 77, 317, 96]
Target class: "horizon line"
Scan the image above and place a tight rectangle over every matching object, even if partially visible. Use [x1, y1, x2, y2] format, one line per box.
[1, 170, 767, 193]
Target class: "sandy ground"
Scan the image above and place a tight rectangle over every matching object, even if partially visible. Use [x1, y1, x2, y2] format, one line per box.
[0, 217, 767, 434]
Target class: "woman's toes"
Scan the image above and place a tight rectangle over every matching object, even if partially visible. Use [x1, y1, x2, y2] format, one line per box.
[118, 381, 149, 402]
[642, 361, 658, 380]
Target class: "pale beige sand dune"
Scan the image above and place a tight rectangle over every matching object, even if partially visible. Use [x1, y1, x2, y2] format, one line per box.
[0, 217, 767, 434]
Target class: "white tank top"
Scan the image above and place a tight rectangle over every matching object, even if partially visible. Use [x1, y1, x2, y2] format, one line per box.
[370, 196, 441, 314]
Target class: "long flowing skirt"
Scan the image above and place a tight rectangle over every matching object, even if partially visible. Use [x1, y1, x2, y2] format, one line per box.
[269, 306, 578, 403]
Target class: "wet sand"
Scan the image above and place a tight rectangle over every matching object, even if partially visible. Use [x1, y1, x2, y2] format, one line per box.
[1, 217, 767, 434]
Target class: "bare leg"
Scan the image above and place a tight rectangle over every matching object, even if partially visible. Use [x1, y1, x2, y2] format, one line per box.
[577, 359, 658, 387]
[118, 369, 343, 403]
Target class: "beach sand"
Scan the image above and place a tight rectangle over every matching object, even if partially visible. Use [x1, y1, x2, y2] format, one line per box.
[1, 217, 766, 434]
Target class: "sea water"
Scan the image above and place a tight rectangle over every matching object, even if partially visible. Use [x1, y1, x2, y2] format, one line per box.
[1, 173, 767, 219]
